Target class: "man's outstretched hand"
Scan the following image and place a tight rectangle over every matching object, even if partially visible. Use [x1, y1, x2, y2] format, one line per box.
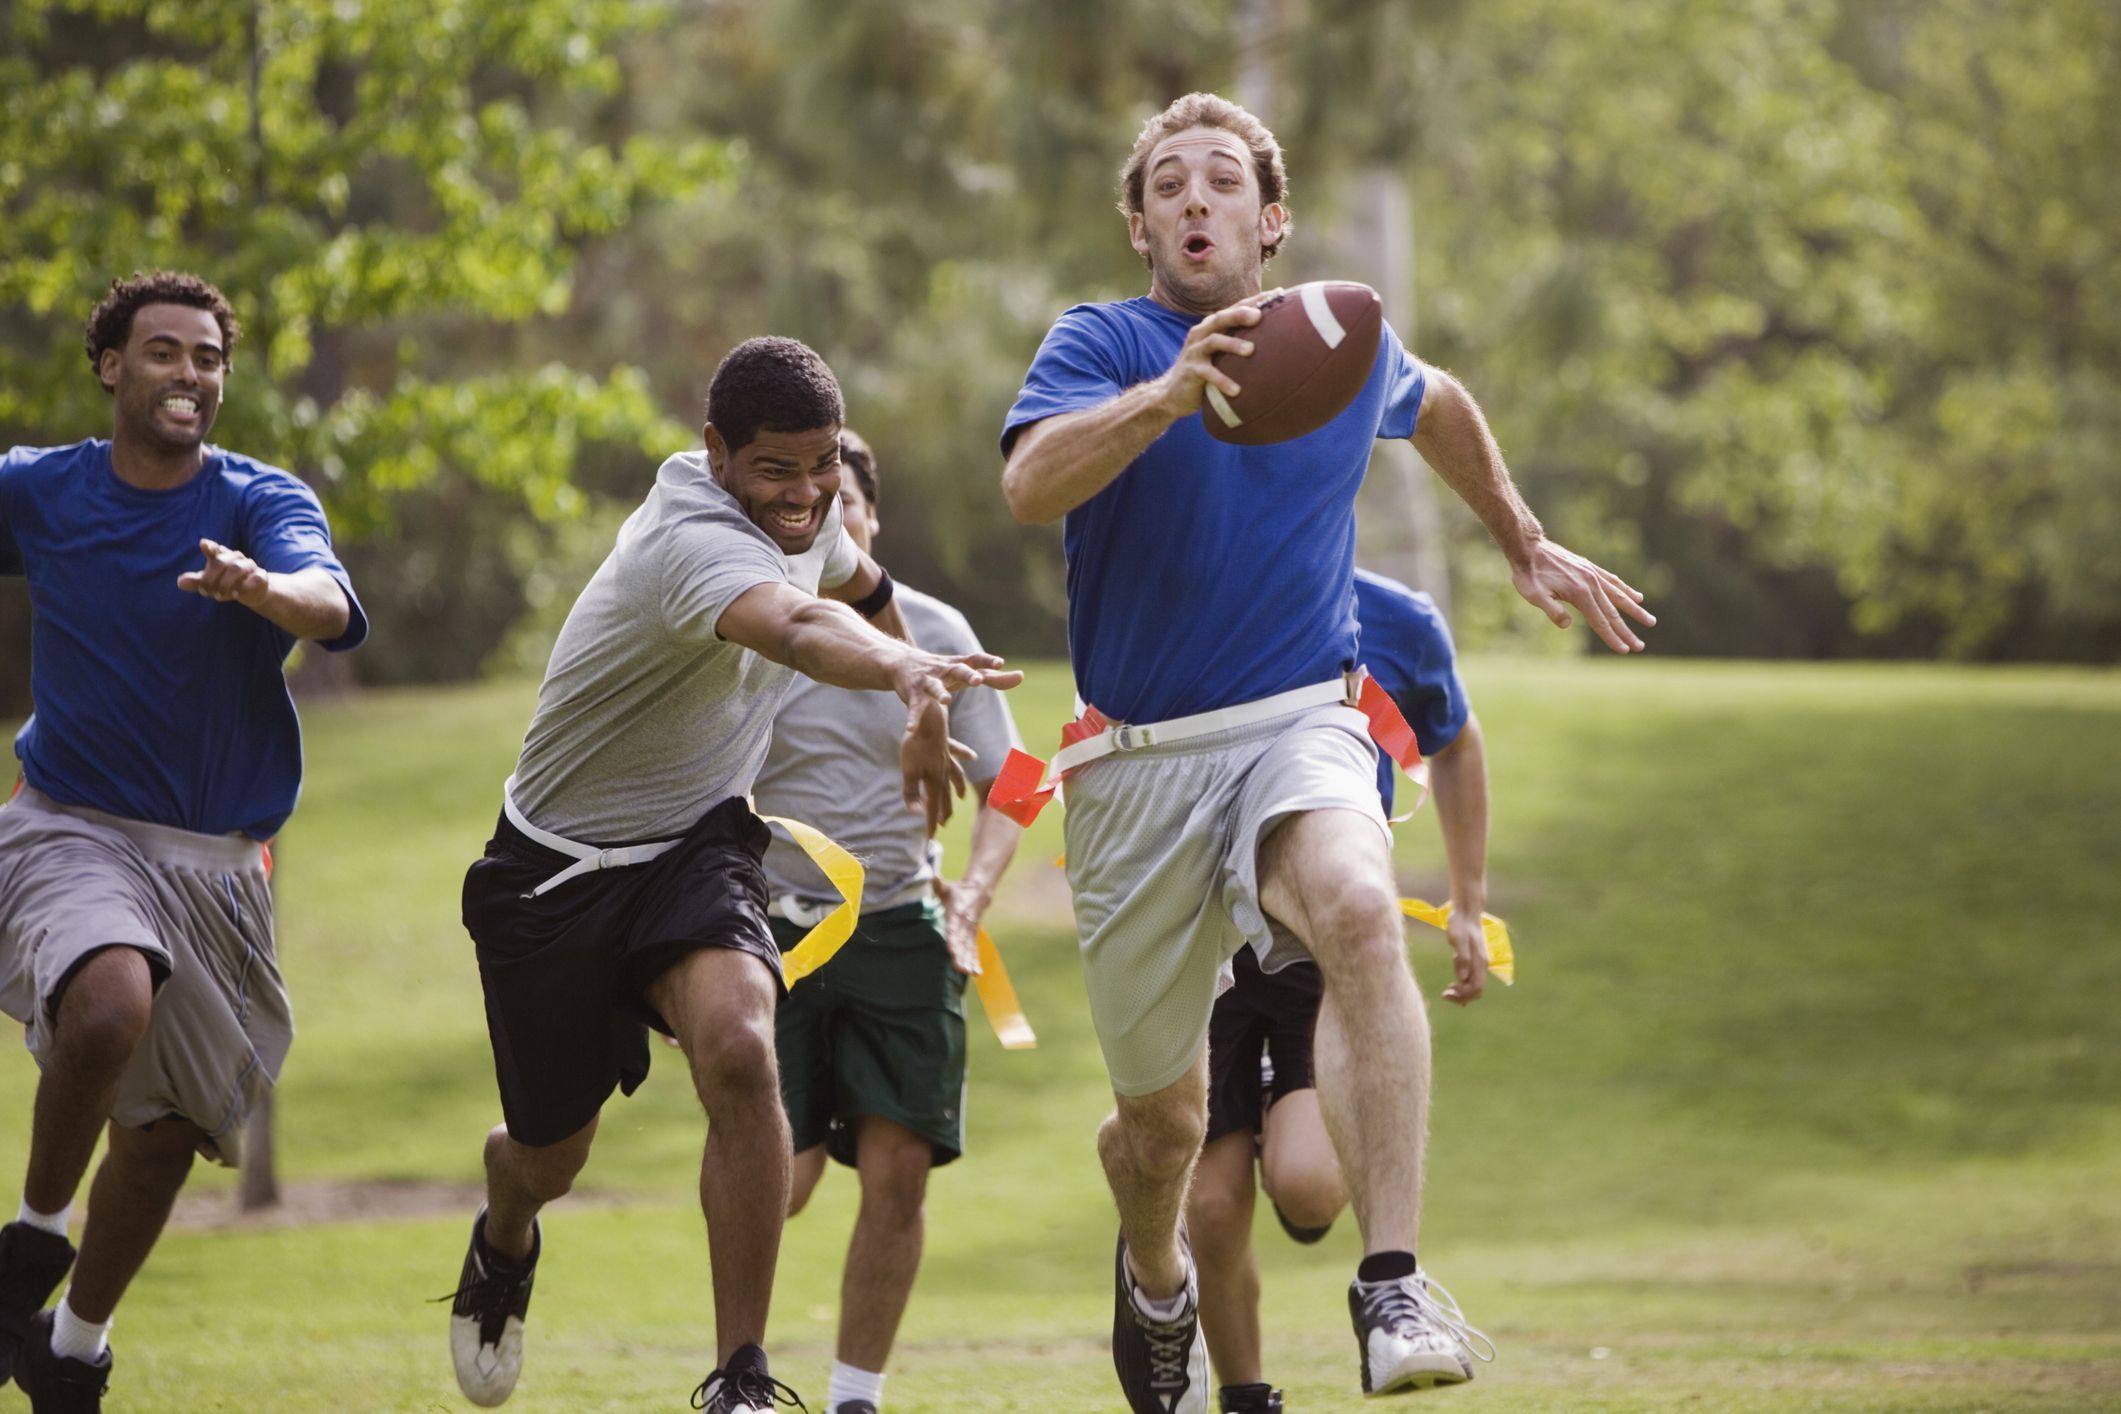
[897, 653, 1023, 835]
[1511, 540, 1656, 654]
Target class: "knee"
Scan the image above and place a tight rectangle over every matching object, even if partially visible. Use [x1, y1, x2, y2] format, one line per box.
[688, 1015, 777, 1105]
[786, 1148, 826, 1218]
[487, 1124, 585, 1205]
[1104, 1105, 1204, 1186]
[859, 1138, 931, 1223]
[1310, 883, 1406, 980]
[1185, 1175, 1251, 1249]
[50, 951, 155, 1066]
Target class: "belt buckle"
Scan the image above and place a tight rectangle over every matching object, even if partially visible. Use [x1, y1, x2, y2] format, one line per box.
[596, 847, 619, 869]
[1343, 668, 1366, 708]
[1112, 722, 1154, 752]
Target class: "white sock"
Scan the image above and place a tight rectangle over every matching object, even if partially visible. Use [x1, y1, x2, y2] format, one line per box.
[827, 1360, 885, 1410]
[15, 1198, 70, 1237]
[1125, 1255, 1191, 1321]
[50, 1293, 110, 1363]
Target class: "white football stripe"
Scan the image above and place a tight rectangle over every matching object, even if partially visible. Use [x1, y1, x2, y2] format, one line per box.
[1205, 385, 1243, 428]
[1301, 282, 1346, 349]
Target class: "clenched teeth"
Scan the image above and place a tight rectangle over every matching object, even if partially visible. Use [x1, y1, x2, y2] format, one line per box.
[160, 396, 199, 414]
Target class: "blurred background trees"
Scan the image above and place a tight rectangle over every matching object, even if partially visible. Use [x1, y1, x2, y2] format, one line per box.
[4, 0, 2115, 712]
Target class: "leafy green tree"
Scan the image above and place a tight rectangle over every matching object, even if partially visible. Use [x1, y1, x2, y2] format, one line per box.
[0, 0, 733, 690]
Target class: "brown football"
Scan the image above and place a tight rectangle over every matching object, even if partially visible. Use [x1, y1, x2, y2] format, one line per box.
[1203, 281, 1384, 445]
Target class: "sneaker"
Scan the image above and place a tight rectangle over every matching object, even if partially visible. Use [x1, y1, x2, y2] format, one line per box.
[0, 1223, 76, 1387]
[1347, 1267, 1495, 1395]
[1271, 1199, 1333, 1246]
[446, 1209, 539, 1407]
[13, 1310, 108, 1413]
[1112, 1231, 1208, 1414]
[691, 1344, 806, 1412]
[830, 1404, 877, 1414]
[1220, 1382, 1284, 1412]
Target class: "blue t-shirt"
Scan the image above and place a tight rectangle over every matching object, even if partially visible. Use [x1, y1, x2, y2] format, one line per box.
[1003, 296, 1426, 723]
[1355, 568, 1470, 814]
[1, 440, 368, 839]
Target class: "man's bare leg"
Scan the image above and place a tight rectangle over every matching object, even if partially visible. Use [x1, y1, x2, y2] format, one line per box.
[481, 1115, 599, 1262]
[1097, 1053, 1208, 1298]
[648, 947, 790, 1366]
[1257, 808, 1426, 1257]
[1258, 1090, 1349, 1233]
[785, 1144, 828, 1218]
[22, 949, 155, 1216]
[63, 1117, 203, 1323]
[1186, 1130, 1263, 1387]
[835, 1115, 933, 1371]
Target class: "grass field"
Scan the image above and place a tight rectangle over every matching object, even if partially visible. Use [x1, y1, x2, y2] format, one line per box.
[3, 658, 2118, 1411]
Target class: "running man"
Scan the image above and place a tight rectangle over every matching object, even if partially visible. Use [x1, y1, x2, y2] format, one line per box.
[445, 339, 1019, 1414]
[757, 429, 1025, 1414]
[999, 93, 1653, 1408]
[0, 271, 367, 1412]
[1190, 569, 1489, 1414]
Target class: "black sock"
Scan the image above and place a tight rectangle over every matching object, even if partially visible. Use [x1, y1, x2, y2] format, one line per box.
[1357, 1249, 1418, 1282]
[724, 1342, 767, 1374]
[1220, 1383, 1279, 1413]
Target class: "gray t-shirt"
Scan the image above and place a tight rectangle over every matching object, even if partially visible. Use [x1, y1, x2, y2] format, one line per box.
[753, 585, 1021, 911]
[509, 449, 860, 842]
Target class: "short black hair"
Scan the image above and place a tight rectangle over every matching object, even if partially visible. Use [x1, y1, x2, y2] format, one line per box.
[706, 337, 844, 453]
[85, 271, 239, 383]
[838, 427, 878, 507]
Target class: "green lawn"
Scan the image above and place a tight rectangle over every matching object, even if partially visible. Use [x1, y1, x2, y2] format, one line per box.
[3, 659, 2118, 1411]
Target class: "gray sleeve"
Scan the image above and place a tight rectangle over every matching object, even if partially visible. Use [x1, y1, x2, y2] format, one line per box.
[819, 521, 861, 591]
[931, 606, 1024, 785]
[661, 520, 789, 643]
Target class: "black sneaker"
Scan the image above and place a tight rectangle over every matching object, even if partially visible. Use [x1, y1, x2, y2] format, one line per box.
[1270, 1199, 1333, 1246]
[1348, 1266, 1494, 1394]
[1219, 1381, 1283, 1413]
[0, 1223, 76, 1387]
[1112, 1231, 1208, 1414]
[691, 1344, 807, 1412]
[830, 1404, 877, 1414]
[13, 1310, 108, 1413]
[446, 1208, 539, 1407]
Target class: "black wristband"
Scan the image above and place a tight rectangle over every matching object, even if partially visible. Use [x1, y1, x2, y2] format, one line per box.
[850, 567, 895, 620]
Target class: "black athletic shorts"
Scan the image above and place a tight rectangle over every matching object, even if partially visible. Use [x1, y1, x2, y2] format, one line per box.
[1205, 946, 1324, 1143]
[461, 795, 779, 1147]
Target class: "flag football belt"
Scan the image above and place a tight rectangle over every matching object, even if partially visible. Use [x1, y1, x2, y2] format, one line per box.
[502, 776, 863, 987]
[988, 668, 1430, 829]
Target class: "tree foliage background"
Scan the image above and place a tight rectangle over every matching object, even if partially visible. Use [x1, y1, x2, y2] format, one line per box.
[3, 0, 2115, 710]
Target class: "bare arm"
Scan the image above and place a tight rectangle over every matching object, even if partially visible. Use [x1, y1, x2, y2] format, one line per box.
[934, 787, 1026, 974]
[1427, 714, 1492, 1007]
[1411, 369, 1656, 654]
[177, 539, 350, 642]
[717, 581, 1022, 832]
[1001, 301, 1265, 524]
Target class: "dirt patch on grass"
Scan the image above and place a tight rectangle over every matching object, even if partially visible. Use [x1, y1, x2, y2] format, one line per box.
[169, 1178, 635, 1231]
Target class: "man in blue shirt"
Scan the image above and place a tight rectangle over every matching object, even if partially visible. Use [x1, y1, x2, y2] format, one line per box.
[1189, 571, 1489, 1413]
[0, 272, 366, 1410]
[1001, 93, 1653, 1409]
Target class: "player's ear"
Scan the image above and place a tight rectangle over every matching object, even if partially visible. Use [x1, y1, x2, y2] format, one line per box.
[1128, 210, 1151, 259]
[98, 347, 121, 394]
[1261, 202, 1290, 256]
[702, 424, 728, 482]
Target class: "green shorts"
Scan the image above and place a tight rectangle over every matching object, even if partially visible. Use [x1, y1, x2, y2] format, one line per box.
[772, 899, 968, 1168]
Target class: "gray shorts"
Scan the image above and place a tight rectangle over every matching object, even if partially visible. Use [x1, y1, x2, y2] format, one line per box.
[0, 788, 290, 1166]
[1061, 704, 1387, 1097]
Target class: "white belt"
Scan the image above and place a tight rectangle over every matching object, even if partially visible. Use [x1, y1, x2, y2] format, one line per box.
[503, 776, 686, 898]
[1049, 672, 1361, 776]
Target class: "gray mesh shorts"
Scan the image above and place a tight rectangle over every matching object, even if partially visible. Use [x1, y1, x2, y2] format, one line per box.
[1061, 704, 1387, 1096]
[0, 788, 290, 1166]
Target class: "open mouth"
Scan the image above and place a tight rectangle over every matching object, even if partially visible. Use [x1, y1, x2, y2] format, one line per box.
[1182, 233, 1214, 259]
[158, 393, 201, 419]
[768, 505, 819, 538]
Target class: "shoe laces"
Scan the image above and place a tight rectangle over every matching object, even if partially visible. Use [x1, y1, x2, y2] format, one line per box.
[1359, 1271, 1496, 1363]
[1130, 1297, 1198, 1390]
[690, 1366, 809, 1411]
[432, 1250, 533, 1346]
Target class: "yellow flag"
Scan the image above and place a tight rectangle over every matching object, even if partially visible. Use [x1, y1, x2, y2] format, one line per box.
[759, 815, 865, 987]
[1398, 898, 1515, 985]
[973, 927, 1037, 1049]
